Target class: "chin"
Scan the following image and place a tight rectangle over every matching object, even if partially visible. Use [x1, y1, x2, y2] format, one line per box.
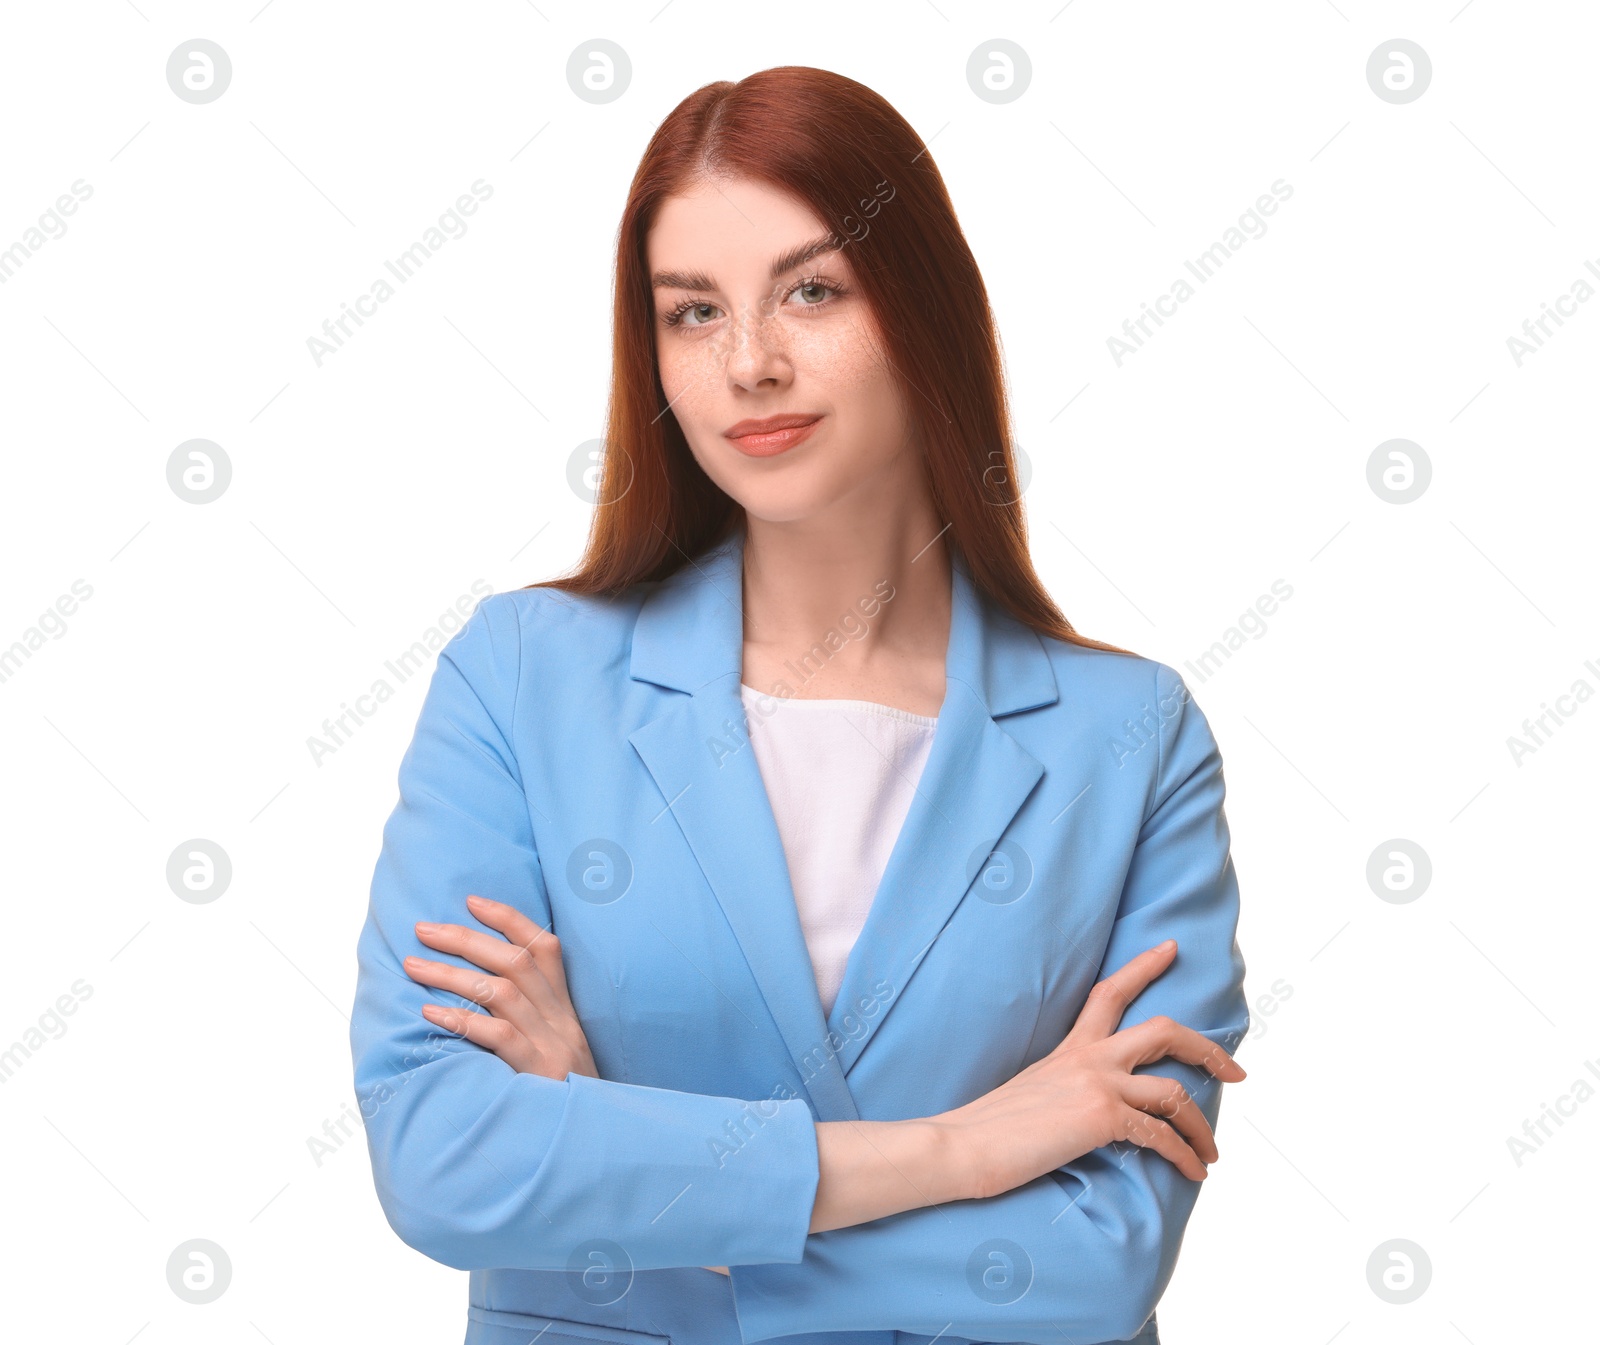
[727, 474, 854, 526]
[732, 493, 827, 527]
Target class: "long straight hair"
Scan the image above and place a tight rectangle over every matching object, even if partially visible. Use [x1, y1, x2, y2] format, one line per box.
[529, 65, 1134, 658]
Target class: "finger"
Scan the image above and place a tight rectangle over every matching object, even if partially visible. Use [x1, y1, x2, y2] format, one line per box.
[1114, 1105, 1209, 1182]
[403, 956, 542, 1034]
[463, 893, 555, 957]
[1065, 940, 1179, 1044]
[463, 894, 552, 951]
[419, 1003, 552, 1078]
[1114, 1016, 1247, 1081]
[1120, 1074, 1217, 1164]
[464, 895, 575, 1004]
[413, 919, 538, 981]
[414, 918, 568, 1021]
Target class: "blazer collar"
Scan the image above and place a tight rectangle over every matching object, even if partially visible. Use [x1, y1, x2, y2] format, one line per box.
[629, 517, 1059, 716]
[625, 518, 1059, 1120]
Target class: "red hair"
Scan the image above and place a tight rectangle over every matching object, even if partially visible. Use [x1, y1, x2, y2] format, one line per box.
[529, 64, 1133, 657]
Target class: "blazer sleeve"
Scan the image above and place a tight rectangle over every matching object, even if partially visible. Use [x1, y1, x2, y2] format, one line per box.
[349, 594, 821, 1272]
[726, 662, 1249, 1345]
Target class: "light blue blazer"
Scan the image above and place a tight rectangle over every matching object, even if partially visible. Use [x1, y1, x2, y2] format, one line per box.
[350, 519, 1248, 1345]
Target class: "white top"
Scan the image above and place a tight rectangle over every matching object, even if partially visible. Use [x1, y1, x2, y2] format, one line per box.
[739, 683, 938, 1016]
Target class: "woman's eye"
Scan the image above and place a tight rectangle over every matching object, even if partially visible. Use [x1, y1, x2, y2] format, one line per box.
[664, 280, 842, 328]
[789, 282, 835, 307]
[672, 301, 722, 327]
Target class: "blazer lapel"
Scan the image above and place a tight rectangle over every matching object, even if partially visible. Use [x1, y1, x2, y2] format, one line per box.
[822, 548, 1058, 1077]
[625, 520, 1060, 1115]
[626, 526, 858, 1121]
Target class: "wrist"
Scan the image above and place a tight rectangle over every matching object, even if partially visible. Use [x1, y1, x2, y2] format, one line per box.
[923, 1110, 985, 1203]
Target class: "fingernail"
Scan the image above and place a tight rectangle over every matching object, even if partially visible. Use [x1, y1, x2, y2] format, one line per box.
[403, 956, 420, 969]
[1158, 939, 1176, 951]
[465, 894, 486, 906]
[416, 922, 439, 934]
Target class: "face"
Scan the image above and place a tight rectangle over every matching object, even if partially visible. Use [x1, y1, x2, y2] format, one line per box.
[646, 175, 921, 525]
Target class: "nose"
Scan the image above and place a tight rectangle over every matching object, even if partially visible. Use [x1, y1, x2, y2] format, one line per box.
[721, 295, 793, 393]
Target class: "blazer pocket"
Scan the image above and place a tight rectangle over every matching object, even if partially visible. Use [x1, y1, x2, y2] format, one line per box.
[464, 1306, 672, 1345]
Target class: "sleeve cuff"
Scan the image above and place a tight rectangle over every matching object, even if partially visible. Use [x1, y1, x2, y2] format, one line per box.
[558, 1073, 821, 1268]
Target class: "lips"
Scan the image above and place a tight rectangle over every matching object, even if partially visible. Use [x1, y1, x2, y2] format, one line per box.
[723, 413, 823, 457]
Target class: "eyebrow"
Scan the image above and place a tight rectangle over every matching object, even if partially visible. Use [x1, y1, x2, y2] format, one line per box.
[650, 232, 841, 292]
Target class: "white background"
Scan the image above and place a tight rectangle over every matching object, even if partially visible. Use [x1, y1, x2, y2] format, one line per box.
[1, 2, 1595, 1341]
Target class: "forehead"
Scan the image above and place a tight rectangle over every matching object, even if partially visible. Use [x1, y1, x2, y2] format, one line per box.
[646, 177, 834, 277]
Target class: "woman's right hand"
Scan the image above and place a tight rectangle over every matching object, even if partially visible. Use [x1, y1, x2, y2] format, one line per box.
[935, 939, 1246, 1201]
[404, 894, 599, 1083]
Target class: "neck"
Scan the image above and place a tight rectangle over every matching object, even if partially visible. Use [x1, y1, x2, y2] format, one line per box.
[739, 497, 951, 706]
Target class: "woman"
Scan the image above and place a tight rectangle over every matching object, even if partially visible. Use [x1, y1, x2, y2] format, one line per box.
[350, 66, 1248, 1345]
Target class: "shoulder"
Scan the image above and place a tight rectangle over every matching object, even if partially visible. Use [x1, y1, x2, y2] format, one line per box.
[1031, 634, 1224, 795]
[1034, 634, 1196, 722]
[443, 581, 650, 683]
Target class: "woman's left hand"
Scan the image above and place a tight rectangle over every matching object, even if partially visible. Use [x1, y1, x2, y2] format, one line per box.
[404, 894, 598, 1081]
